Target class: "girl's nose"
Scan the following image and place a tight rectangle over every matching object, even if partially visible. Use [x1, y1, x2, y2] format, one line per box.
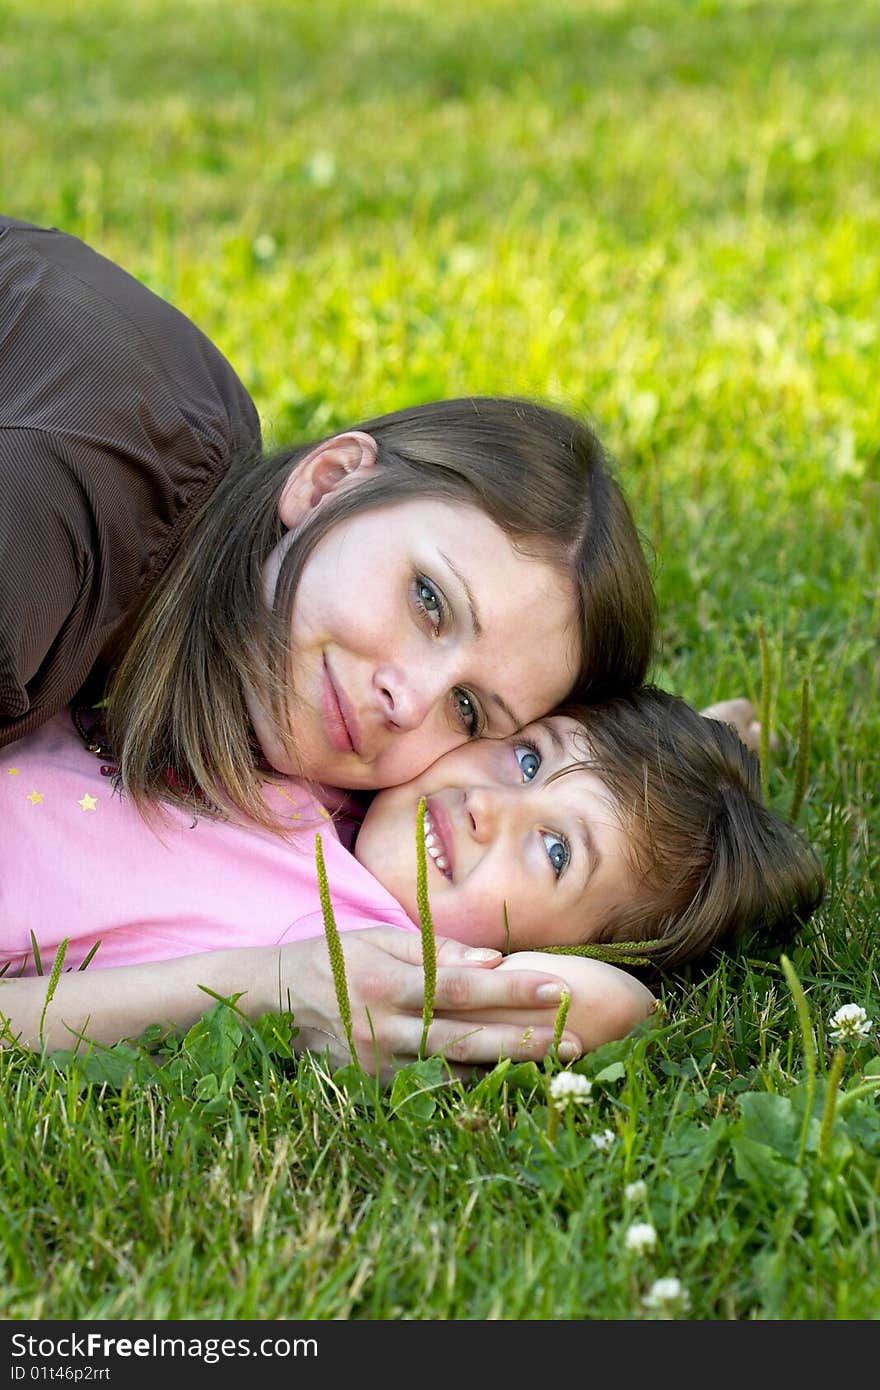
[464, 784, 508, 843]
[466, 779, 545, 845]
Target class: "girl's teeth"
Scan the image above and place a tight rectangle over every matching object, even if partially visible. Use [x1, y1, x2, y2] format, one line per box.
[423, 809, 451, 878]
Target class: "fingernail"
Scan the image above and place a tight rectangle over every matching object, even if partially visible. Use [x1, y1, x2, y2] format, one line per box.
[558, 1041, 581, 1062]
[464, 947, 501, 961]
[536, 983, 564, 1004]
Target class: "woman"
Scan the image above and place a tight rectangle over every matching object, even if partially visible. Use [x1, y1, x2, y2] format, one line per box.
[1, 212, 657, 1073]
[0, 214, 654, 771]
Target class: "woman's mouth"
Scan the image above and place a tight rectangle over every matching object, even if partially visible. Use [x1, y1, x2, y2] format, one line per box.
[423, 800, 454, 880]
[321, 659, 360, 755]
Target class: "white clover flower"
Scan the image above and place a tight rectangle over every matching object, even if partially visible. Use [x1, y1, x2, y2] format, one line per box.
[624, 1221, 657, 1255]
[252, 233, 277, 263]
[548, 1072, 593, 1109]
[591, 1128, 616, 1151]
[624, 1180, 648, 1203]
[305, 150, 336, 187]
[643, 1276, 691, 1313]
[828, 1003, 872, 1043]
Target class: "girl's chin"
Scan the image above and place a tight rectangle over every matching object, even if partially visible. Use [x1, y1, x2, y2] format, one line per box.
[431, 916, 502, 951]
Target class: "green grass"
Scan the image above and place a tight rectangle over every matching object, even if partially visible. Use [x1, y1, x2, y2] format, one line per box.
[1, 0, 878, 1321]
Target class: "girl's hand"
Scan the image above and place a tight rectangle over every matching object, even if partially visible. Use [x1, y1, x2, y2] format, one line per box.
[700, 697, 771, 754]
[0, 931, 583, 1081]
[281, 927, 584, 1081]
[492, 951, 656, 1056]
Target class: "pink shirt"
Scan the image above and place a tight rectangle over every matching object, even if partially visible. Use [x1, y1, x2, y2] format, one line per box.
[1, 712, 417, 976]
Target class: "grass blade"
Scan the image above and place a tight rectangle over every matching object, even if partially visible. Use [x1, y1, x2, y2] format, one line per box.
[29, 931, 44, 977]
[758, 621, 772, 803]
[789, 676, 811, 823]
[780, 953, 816, 1165]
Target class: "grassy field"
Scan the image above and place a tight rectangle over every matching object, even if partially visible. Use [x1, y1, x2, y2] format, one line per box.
[1, 0, 878, 1321]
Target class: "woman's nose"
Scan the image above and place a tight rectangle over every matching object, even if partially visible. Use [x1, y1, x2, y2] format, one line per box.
[373, 663, 442, 731]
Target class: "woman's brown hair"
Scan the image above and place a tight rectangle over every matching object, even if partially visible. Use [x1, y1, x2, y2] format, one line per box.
[549, 688, 825, 974]
[106, 397, 657, 826]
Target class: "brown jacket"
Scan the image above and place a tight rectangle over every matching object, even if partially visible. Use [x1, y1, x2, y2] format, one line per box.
[0, 214, 261, 746]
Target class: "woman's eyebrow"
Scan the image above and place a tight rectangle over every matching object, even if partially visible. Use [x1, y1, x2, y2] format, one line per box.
[438, 550, 483, 637]
[489, 692, 521, 730]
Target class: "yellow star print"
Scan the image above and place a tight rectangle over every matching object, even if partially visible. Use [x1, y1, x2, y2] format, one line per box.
[27, 790, 44, 804]
[7, 767, 20, 776]
[78, 793, 98, 812]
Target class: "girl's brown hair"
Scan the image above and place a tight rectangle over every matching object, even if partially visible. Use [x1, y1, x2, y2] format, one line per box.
[106, 397, 656, 825]
[551, 688, 824, 974]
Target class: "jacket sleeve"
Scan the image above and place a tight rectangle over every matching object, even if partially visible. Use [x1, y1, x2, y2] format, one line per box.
[0, 214, 262, 746]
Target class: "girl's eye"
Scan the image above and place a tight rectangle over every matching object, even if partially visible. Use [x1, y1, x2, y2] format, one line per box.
[542, 832, 570, 878]
[515, 744, 541, 782]
[453, 687, 484, 738]
[414, 576, 444, 630]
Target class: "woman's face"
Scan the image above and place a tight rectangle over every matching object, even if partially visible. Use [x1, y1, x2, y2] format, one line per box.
[247, 496, 580, 790]
[354, 714, 635, 950]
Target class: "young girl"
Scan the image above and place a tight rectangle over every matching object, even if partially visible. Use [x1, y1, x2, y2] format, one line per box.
[1, 688, 823, 1067]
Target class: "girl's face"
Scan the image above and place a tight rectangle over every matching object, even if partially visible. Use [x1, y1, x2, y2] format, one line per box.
[248, 496, 580, 790]
[354, 715, 635, 950]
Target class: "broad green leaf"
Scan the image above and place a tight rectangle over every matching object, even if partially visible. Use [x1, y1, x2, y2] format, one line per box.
[593, 1061, 626, 1084]
[389, 1057, 446, 1120]
[731, 1135, 808, 1209]
[331, 1063, 380, 1110]
[737, 1090, 801, 1159]
[195, 1073, 219, 1102]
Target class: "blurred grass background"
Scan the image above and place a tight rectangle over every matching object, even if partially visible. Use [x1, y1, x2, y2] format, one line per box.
[1, 0, 878, 1320]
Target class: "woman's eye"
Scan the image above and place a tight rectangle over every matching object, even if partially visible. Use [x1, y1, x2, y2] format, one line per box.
[453, 687, 483, 738]
[515, 745, 541, 782]
[415, 576, 443, 630]
[542, 832, 570, 878]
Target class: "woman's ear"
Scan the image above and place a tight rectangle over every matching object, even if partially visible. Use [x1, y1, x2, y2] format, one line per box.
[277, 431, 379, 527]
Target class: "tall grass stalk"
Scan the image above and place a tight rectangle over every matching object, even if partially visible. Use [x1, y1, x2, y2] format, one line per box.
[415, 797, 437, 1059]
[817, 1046, 846, 1162]
[552, 991, 571, 1059]
[38, 938, 69, 1050]
[314, 833, 356, 1067]
[542, 942, 653, 966]
[790, 677, 811, 824]
[758, 622, 772, 804]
